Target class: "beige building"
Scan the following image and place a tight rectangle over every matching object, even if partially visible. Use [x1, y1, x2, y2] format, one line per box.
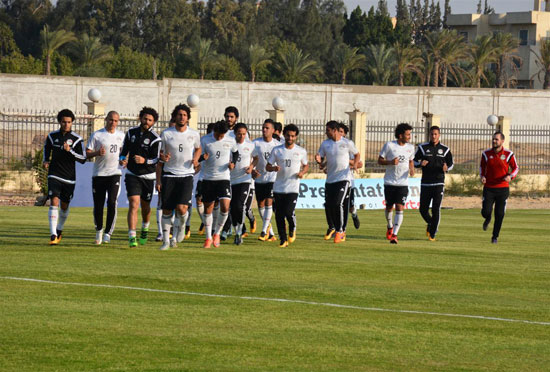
[447, 0, 550, 89]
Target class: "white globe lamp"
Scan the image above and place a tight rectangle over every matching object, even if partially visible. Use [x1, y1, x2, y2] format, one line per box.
[187, 94, 200, 108]
[487, 114, 499, 126]
[272, 97, 284, 111]
[88, 88, 102, 103]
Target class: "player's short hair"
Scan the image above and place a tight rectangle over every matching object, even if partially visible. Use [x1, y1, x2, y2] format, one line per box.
[494, 131, 505, 140]
[283, 123, 299, 136]
[214, 120, 229, 134]
[171, 104, 191, 120]
[429, 125, 440, 133]
[274, 121, 283, 133]
[234, 122, 248, 133]
[106, 111, 119, 119]
[57, 109, 75, 123]
[325, 120, 339, 130]
[224, 106, 239, 118]
[139, 106, 159, 122]
[263, 118, 275, 128]
[394, 123, 412, 139]
[206, 122, 216, 134]
[338, 123, 349, 135]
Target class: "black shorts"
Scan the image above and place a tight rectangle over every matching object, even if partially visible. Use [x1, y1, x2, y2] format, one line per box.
[125, 174, 154, 202]
[47, 177, 75, 203]
[161, 176, 193, 210]
[384, 185, 409, 206]
[201, 180, 232, 203]
[255, 182, 274, 202]
[195, 180, 203, 199]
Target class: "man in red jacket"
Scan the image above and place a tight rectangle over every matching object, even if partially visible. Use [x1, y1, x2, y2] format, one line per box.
[480, 131, 519, 243]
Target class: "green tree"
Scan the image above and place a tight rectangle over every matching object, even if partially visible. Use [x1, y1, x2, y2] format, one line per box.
[467, 34, 498, 88]
[0, 51, 42, 74]
[365, 43, 395, 86]
[531, 39, 550, 89]
[275, 41, 321, 83]
[492, 32, 521, 88]
[248, 44, 272, 82]
[424, 30, 447, 86]
[439, 29, 467, 87]
[109, 46, 158, 79]
[184, 38, 219, 80]
[40, 25, 76, 76]
[207, 54, 246, 81]
[343, 6, 368, 48]
[0, 22, 19, 56]
[332, 43, 366, 84]
[443, 0, 451, 28]
[393, 42, 423, 86]
[69, 34, 113, 76]
[141, 0, 199, 59]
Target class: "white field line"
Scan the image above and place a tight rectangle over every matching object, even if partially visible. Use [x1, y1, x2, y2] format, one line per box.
[2, 276, 550, 326]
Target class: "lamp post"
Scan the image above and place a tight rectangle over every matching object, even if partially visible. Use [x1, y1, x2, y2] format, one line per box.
[266, 97, 285, 124]
[187, 94, 200, 130]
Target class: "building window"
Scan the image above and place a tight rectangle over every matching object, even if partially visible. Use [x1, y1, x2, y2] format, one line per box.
[519, 30, 529, 45]
[459, 31, 468, 40]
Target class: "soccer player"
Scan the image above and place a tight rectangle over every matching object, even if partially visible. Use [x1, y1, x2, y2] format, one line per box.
[252, 119, 279, 242]
[119, 107, 161, 248]
[414, 126, 454, 241]
[273, 121, 283, 142]
[86, 110, 125, 244]
[194, 123, 216, 236]
[316, 121, 360, 243]
[43, 109, 87, 245]
[155, 118, 176, 242]
[156, 104, 201, 250]
[230, 123, 255, 245]
[266, 124, 309, 247]
[200, 120, 238, 248]
[338, 123, 361, 231]
[378, 123, 415, 244]
[480, 131, 519, 244]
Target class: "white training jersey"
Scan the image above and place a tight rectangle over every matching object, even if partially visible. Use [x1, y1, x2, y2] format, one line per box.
[200, 133, 238, 181]
[268, 144, 308, 194]
[160, 126, 200, 177]
[253, 137, 281, 184]
[318, 137, 358, 184]
[379, 140, 415, 186]
[231, 139, 255, 185]
[86, 128, 125, 177]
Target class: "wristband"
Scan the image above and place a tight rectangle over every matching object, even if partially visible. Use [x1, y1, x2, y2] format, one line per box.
[119, 155, 127, 161]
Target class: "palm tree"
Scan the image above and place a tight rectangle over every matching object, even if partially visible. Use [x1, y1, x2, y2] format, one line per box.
[421, 47, 434, 87]
[365, 44, 395, 86]
[184, 38, 219, 80]
[275, 42, 321, 83]
[439, 30, 468, 87]
[40, 25, 76, 76]
[531, 38, 550, 89]
[393, 42, 423, 86]
[248, 44, 272, 82]
[467, 34, 498, 88]
[424, 30, 448, 87]
[332, 44, 366, 84]
[69, 34, 113, 72]
[492, 32, 521, 88]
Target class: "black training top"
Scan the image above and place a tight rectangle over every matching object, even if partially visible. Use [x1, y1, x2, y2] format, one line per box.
[413, 141, 454, 186]
[43, 130, 86, 184]
[120, 126, 161, 177]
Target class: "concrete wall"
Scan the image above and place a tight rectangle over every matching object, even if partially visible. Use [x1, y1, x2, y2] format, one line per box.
[1, 73, 550, 125]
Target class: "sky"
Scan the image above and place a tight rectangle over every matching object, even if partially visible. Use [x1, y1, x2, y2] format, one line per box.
[343, 0, 536, 15]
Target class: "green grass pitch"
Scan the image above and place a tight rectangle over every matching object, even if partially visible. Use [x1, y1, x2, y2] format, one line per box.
[1, 206, 549, 371]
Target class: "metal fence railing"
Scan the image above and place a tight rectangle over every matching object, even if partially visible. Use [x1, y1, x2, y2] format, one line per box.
[0, 110, 548, 196]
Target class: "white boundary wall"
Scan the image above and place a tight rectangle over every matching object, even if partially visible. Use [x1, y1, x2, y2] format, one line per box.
[1, 73, 550, 125]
